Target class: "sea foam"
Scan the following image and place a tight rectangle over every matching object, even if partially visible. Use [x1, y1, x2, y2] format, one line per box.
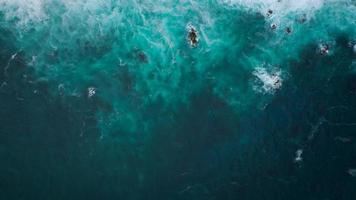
[0, 0, 47, 27]
[252, 67, 283, 94]
[222, 0, 325, 15]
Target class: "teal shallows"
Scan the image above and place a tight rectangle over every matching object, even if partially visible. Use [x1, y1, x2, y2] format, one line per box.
[0, 1, 354, 136]
[2, 0, 355, 135]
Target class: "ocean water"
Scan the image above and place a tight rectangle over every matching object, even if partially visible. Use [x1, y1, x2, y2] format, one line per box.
[0, 0, 356, 199]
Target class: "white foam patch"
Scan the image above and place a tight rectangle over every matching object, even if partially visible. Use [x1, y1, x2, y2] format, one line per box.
[0, 0, 47, 27]
[348, 168, 356, 177]
[223, 0, 325, 12]
[88, 87, 96, 98]
[294, 149, 303, 163]
[222, 0, 325, 20]
[252, 67, 283, 94]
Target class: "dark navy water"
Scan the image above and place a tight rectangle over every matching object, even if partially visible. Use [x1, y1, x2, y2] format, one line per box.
[1, 1, 356, 199]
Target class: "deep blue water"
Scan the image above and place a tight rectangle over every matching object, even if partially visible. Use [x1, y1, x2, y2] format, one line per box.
[0, 0, 356, 199]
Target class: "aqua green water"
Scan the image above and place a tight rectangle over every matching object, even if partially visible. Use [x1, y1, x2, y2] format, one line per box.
[0, 0, 356, 199]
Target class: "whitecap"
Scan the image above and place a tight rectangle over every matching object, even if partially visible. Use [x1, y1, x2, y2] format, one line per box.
[252, 66, 283, 94]
[88, 87, 96, 98]
[294, 149, 303, 163]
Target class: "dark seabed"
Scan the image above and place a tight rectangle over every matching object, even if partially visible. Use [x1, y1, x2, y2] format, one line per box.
[0, 0, 356, 200]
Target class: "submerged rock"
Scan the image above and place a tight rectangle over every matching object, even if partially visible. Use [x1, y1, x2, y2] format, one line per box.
[133, 48, 148, 63]
[137, 51, 148, 63]
[319, 43, 330, 55]
[187, 24, 199, 47]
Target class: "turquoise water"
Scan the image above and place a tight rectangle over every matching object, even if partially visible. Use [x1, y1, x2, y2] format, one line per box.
[0, 0, 356, 199]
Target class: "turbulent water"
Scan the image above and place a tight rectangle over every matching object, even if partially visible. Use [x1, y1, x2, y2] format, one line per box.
[0, 0, 356, 199]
